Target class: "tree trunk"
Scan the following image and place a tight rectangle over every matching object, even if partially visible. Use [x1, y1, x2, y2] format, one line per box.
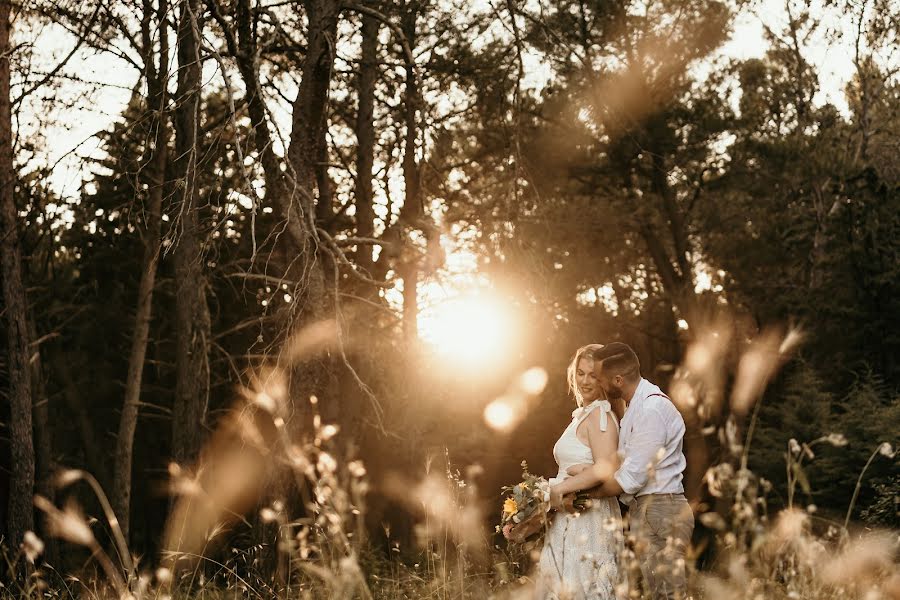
[354, 11, 378, 276]
[0, 0, 36, 546]
[400, 2, 421, 345]
[400, 261, 418, 342]
[27, 322, 50, 485]
[234, 0, 335, 323]
[227, 0, 342, 574]
[171, 0, 210, 465]
[638, 145, 702, 332]
[233, 0, 340, 421]
[315, 131, 334, 226]
[233, 0, 307, 253]
[283, 0, 340, 434]
[113, 0, 169, 540]
[28, 320, 58, 563]
[400, 4, 421, 227]
[288, 0, 339, 212]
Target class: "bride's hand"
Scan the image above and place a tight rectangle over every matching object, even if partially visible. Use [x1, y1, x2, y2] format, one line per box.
[566, 463, 592, 476]
[503, 512, 543, 542]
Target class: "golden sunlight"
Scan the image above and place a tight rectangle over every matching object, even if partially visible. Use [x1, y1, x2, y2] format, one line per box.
[418, 293, 514, 365]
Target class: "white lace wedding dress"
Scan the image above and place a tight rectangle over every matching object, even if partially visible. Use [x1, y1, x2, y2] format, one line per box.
[536, 400, 622, 600]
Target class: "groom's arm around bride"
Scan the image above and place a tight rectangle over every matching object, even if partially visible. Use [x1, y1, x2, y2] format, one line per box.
[547, 403, 619, 509]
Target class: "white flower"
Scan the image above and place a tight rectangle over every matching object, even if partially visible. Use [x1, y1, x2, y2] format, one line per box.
[317, 452, 337, 474]
[260, 508, 278, 522]
[348, 460, 367, 478]
[339, 556, 359, 573]
[22, 531, 43, 564]
[155, 568, 172, 584]
[33, 496, 95, 547]
[253, 391, 277, 413]
[824, 433, 848, 447]
[319, 424, 339, 441]
[699, 512, 727, 530]
[878, 442, 895, 458]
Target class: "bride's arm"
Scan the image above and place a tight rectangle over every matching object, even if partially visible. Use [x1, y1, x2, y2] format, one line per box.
[550, 411, 618, 505]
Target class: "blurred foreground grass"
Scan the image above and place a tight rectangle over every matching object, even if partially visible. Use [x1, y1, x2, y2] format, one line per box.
[3, 323, 898, 600]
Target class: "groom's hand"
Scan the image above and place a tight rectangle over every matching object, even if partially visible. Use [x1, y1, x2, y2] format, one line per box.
[581, 477, 625, 499]
[566, 463, 591, 477]
[581, 485, 606, 499]
[549, 486, 564, 510]
[561, 493, 596, 513]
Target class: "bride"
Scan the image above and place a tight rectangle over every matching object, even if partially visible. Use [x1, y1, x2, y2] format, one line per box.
[516, 344, 623, 599]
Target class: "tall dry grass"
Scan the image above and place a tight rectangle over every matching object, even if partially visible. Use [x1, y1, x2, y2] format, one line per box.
[4, 320, 898, 600]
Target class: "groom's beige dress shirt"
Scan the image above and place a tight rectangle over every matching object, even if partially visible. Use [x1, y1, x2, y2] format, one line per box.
[614, 378, 687, 504]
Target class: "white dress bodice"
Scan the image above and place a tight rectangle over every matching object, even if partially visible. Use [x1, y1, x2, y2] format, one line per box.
[552, 400, 615, 481]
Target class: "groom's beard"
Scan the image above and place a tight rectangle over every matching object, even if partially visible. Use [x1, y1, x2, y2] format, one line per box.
[603, 383, 624, 400]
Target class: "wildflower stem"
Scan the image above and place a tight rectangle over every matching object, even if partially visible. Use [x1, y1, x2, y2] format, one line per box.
[88, 539, 128, 599]
[786, 446, 794, 510]
[843, 444, 883, 530]
[740, 392, 764, 473]
[75, 471, 136, 581]
[58, 470, 135, 584]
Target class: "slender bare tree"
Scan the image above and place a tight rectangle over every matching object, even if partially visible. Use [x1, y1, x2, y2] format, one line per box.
[354, 9, 379, 278]
[113, 0, 170, 541]
[1, 0, 35, 547]
[171, 0, 211, 464]
[397, 0, 430, 345]
[224, 0, 338, 340]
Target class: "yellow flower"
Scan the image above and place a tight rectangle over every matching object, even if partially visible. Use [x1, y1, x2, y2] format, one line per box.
[503, 497, 518, 515]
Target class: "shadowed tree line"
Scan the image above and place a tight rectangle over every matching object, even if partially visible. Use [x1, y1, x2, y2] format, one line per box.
[0, 0, 897, 573]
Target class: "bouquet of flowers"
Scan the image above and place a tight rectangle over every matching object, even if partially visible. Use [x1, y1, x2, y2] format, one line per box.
[499, 462, 590, 543]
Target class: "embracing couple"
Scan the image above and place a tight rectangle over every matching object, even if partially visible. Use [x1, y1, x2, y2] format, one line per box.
[511, 342, 694, 600]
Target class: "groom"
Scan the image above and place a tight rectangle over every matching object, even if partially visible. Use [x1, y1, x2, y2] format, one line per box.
[581, 342, 694, 600]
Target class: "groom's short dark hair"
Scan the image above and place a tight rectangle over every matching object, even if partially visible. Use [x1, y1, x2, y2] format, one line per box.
[595, 342, 641, 381]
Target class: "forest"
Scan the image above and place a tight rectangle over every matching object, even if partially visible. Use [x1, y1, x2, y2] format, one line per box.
[0, 0, 898, 597]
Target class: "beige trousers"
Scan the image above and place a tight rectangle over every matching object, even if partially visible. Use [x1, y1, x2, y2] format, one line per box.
[628, 494, 694, 600]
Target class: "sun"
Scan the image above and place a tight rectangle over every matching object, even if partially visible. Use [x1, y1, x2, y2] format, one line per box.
[418, 293, 513, 365]
[380, 230, 518, 367]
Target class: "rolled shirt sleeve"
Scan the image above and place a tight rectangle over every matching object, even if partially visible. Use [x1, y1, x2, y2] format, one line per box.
[614, 407, 667, 495]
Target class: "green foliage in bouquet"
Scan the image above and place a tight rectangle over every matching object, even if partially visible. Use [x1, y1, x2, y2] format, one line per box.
[499, 461, 590, 544]
[500, 462, 548, 526]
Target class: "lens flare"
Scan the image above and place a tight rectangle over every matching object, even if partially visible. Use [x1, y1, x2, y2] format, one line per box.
[518, 367, 549, 395]
[483, 399, 516, 432]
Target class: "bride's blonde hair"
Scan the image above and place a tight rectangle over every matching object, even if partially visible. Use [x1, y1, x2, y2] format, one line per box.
[566, 343, 607, 407]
